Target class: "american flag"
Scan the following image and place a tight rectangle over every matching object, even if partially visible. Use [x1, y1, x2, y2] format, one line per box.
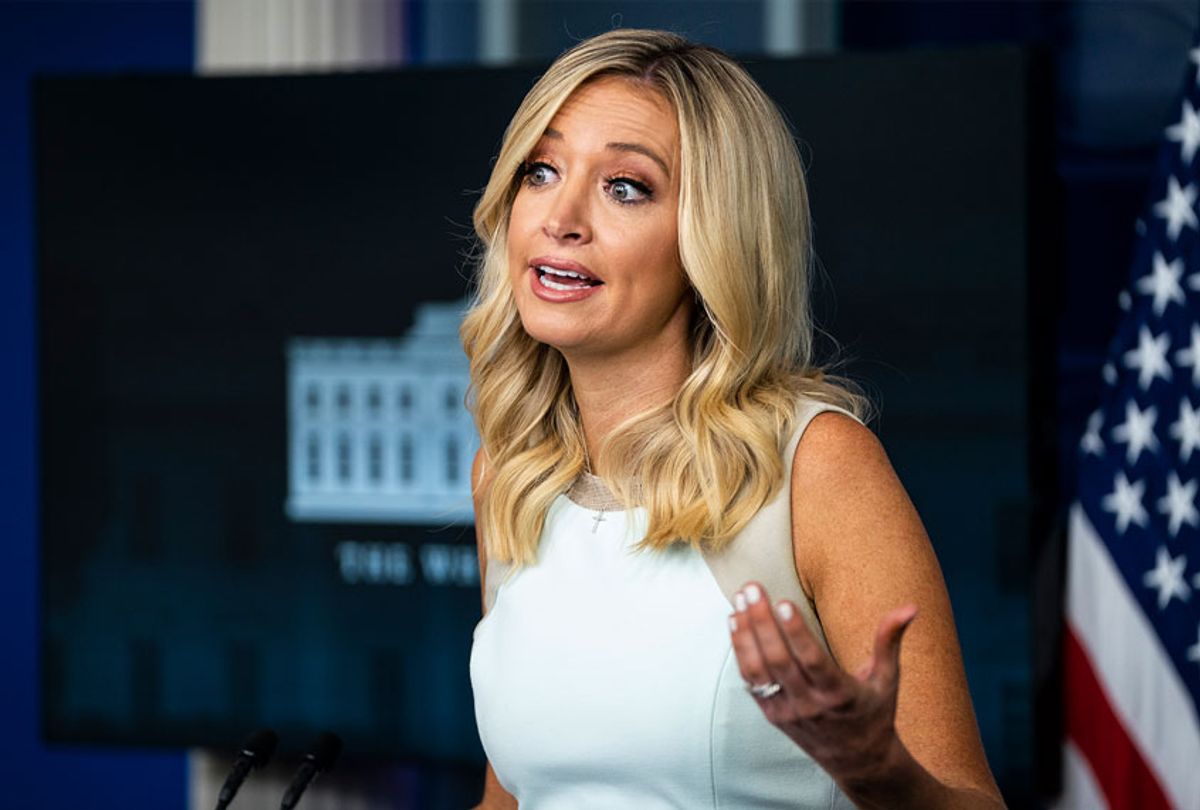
[1062, 39, 1200, 810]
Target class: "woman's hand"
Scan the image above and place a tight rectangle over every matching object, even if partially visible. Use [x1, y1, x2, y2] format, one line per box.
[729, 580, 921, 799]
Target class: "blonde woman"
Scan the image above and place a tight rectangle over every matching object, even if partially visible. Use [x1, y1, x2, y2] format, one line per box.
[463, 29, 1004, 810]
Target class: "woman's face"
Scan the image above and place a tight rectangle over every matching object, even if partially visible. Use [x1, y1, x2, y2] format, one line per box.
[506, 77, 692, 362]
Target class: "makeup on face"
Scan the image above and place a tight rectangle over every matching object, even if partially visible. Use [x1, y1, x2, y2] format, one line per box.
[505, 77, 691, 359]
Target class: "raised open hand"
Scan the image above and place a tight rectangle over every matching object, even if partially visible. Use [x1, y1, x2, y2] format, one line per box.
[729, 581, 919, 793]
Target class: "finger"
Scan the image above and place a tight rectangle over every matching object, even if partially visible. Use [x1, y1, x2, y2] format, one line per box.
[740, 582, 841, 692]
[737, 585, 816, 700]
[771, 598, 844, 693]
[865, 604, 918, 689]
[728, 605, 774, 694]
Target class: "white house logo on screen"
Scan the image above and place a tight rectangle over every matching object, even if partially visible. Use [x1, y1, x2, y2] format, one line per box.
[285, 299, 478, 525]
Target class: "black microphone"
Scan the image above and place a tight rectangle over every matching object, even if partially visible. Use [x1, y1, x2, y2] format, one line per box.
[280, 731, 343, 810]
[215, 728, 278, 810]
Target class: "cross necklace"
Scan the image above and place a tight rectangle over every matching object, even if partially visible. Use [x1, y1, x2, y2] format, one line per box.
[582, 450, 606, 533]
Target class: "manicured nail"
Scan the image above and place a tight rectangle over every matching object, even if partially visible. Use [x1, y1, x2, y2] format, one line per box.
[775, 601, 794, 621]
[734, 592, 747, 612]
[744, 584, 762, 604]
[728, 616, 738, 632]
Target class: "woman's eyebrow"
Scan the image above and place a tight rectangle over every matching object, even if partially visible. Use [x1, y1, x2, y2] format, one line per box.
[605, 142, 670, 177]
[541, 127, 671, 177]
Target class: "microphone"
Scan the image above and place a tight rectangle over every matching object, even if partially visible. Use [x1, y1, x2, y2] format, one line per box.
[280, 731, 343, 810]
[214, 728, 278, 810]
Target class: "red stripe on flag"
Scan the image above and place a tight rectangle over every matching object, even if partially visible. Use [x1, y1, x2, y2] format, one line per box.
[1064, 624, 1172, 809]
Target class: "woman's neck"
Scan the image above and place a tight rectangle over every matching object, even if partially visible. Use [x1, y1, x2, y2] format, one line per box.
[563, 337, 692, 471]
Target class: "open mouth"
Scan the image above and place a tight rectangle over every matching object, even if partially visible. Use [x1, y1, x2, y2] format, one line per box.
[534, 265, 604, 290]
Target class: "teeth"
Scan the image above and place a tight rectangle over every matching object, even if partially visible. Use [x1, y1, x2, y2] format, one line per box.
[539, 273, 587, 291]
[537, 265, 591, 281]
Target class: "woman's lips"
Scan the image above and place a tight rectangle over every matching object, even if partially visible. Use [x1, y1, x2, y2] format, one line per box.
[529, 256, 603, 283]
[528, 266, 605, 302]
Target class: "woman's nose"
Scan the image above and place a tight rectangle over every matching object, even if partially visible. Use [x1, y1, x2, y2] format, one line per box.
[542, 181, 592, 243]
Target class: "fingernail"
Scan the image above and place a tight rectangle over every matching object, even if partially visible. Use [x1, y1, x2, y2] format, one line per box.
[734, 592, 747, 612]
[744, 584, 761, 604]
[728, 616, 738, 632]
[775, 601, 794, 621]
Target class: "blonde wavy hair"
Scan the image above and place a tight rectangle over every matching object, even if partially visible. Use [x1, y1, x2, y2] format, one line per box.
[460, 28, 866, 567]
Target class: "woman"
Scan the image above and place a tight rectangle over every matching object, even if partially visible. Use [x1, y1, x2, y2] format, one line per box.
[463, 29, 1004, 809]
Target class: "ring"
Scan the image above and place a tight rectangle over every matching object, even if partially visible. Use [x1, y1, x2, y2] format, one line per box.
[747, 681, 783, 699]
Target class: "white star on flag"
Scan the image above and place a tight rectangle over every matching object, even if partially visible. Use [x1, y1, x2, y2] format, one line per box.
[1170, 397, 1200, 462]
[1158, 471, 1200, 536]
[1167, 99, 1200, 164]
[1137, 252, 1186, 315]
[1124, 326, 1173, 390]
[1175, 324, 1200, 386]
[1080, 409, 1104, 455]
[1102, 471, 1149, 533]
[1153, 175, 1199, 242]
[1112, 400, 1160, 464]
[1144, 546, 1192, 609]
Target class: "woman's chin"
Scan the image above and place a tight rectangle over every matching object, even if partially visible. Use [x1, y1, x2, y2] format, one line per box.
[527, 330, 590, 354]
[517, 313, 595, 352]
[524, 329, 608, 360]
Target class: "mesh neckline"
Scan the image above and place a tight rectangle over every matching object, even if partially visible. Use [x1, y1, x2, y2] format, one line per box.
[565, 471, 632, 511]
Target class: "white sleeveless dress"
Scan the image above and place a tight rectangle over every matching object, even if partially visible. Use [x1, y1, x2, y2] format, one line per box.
[470, 400, 857, 809]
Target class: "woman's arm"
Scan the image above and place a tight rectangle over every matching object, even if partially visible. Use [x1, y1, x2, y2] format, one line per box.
[470, 449, 519, 810]
[475, 764, 517, 810]
[732, 412, 1004, 809]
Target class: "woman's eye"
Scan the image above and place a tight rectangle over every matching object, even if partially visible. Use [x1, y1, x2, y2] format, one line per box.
[607, 177, 651, 204]
[524, 162, 558, 187]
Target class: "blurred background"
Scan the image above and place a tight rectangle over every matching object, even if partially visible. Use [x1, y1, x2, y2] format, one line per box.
[4, 0, 1199, 807]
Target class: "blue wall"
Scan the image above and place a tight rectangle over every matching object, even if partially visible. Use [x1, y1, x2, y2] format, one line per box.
[0, 2, 193, 806]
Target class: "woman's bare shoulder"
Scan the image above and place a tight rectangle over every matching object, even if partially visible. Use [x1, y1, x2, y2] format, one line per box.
[792, 409, 891, 489]
[787, 408, 933, 636]
[788, 411, 909, 566]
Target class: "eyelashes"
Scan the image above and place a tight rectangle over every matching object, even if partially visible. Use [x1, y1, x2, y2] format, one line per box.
[515, 160, 655, 205]
[605, 175, 653, 204]
[518, 161, 556, 188]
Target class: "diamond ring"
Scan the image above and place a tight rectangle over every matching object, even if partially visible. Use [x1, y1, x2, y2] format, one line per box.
[747, 681, 783, 699]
